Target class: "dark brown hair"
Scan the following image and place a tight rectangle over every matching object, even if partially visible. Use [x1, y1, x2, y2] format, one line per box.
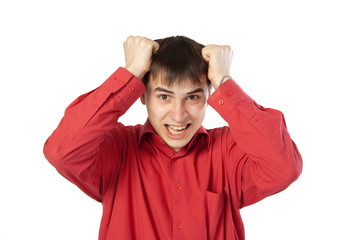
[142, 36, 210, 87]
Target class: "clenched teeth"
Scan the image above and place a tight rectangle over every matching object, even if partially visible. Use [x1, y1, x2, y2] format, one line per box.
[166, 124, 189, 134]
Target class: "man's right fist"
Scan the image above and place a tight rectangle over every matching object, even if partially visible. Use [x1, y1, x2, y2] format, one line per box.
[123, 36, 160, 79]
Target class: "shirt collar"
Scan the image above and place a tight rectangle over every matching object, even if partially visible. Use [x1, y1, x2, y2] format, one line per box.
[138, 118, 155, 141]
[138, 118, 210, 149]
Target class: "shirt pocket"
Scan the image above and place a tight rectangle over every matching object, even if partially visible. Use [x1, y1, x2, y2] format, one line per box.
[204, 190, 225, 239]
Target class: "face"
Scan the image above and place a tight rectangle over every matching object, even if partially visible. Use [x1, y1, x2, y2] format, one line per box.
[141, 78, 211, 152]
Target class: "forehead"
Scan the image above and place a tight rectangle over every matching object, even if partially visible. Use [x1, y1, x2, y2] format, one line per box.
[147, 77, 209, 93]
[147, 80, 209, 94]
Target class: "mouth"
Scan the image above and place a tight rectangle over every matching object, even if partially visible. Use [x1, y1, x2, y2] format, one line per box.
[166, 124, 191, 135]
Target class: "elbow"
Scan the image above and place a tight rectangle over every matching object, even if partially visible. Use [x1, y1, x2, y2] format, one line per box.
[265, 166, 301, 198]
[43, 137, 66, 172]
[289, 146, 303, 182]
[284, 165, 302, 186]
[279, 154, 303, 189]
[278, 139, 303, 187]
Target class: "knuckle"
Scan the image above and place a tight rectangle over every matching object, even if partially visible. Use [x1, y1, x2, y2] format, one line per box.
[224, 45, 232, 51]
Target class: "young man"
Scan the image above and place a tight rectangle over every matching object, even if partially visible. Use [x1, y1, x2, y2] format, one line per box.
[44, 35, 302, 240]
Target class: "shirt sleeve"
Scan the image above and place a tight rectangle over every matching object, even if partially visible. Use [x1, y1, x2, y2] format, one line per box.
[208, 79, 303, 208]
[43, 67, 145, 202]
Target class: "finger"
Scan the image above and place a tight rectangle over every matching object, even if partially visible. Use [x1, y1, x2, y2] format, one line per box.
[124, 35, 135, 47]
[202, 46, 211, 62]
[152, 41, 160, 53]
[126, 35, 134, 42]
[138, 37, 159, 53]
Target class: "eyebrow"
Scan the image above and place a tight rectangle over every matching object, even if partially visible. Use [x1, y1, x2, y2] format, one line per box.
[154, 87, 174, 94]
[154, 87, 204, 95]
[187, 88, 204, 95]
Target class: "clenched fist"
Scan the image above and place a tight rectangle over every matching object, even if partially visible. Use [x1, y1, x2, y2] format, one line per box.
[123, 36, 160, 79]
[202, 44, 233, 89]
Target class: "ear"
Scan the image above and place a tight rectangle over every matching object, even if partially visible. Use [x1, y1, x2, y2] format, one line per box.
[140, 94, 146, 105]
[205, 85, 212, 107]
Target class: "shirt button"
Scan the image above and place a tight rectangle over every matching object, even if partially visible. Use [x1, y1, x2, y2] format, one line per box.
[176, 187, 182, 193]
[218, 100, 224, 105]
[252, 116, 258, 122]
[129, 87, 134, 92]
[177, 224, 184, 230]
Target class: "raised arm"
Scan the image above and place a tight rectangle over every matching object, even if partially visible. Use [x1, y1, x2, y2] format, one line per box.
[203, 44, 302, 208]
[43, 36, 159, 201]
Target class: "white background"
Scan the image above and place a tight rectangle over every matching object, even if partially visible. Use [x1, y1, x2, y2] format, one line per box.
[1, 0, 359, 239]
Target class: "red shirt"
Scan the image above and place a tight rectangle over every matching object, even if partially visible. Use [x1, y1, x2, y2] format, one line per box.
[44, 67, 302, 240]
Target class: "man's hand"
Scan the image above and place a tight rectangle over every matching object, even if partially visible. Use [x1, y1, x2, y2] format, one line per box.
[202, 44, 233, 89]
[123, 36, 160, 79]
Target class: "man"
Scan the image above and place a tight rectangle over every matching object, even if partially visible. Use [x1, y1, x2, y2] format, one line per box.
[44, 35, 302, 239]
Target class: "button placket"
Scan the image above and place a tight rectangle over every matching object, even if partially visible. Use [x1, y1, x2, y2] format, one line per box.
[170, 160, 186, 235]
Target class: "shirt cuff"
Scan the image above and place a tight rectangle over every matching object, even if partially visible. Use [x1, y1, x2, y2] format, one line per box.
[100, 67, 145, 93]
[208, 79, 252, 118]
[100, 67, 146, 106]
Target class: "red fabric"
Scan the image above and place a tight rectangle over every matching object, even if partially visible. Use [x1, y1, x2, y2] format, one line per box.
[44, 67, 302, 240]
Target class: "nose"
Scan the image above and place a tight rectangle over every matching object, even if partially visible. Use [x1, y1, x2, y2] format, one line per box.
[170, 100, 189, 122]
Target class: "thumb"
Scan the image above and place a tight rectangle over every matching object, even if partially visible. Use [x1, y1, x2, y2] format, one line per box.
[152, 41, 160, 53]
[202, 45, 212, 62]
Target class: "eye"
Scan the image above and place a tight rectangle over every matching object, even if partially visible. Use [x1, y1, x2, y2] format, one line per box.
[187, 95, 199, 101]
[159, 95, 170, 101]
